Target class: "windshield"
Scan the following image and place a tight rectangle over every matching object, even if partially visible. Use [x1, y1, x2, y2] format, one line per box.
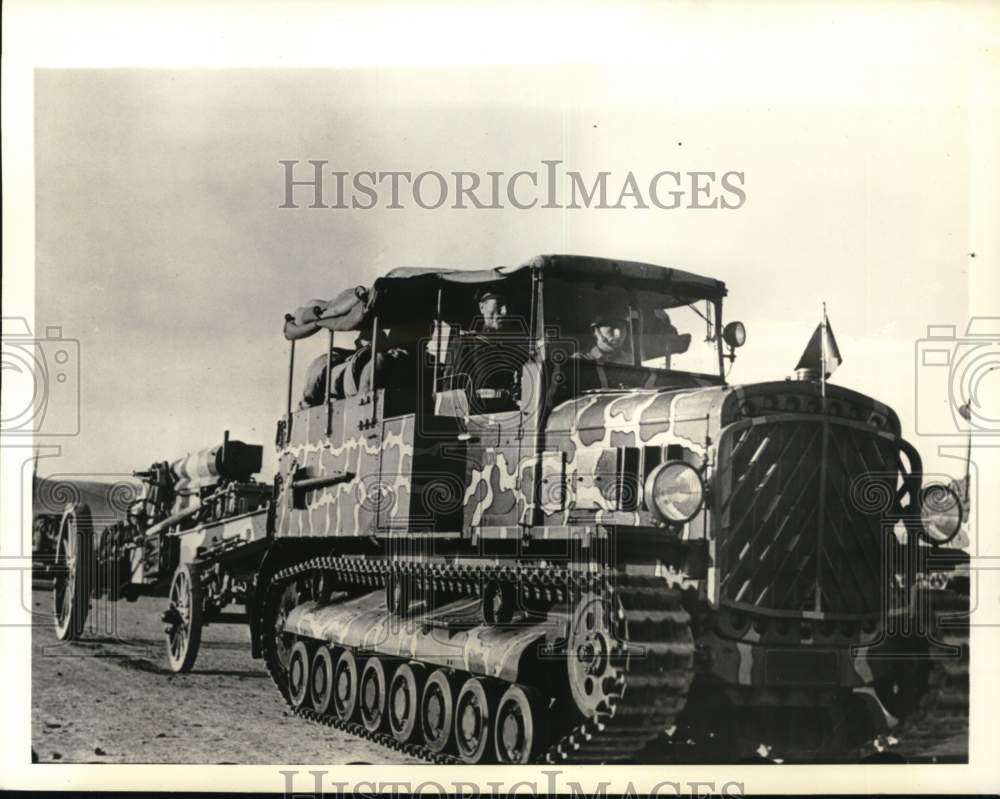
[545, 278, 723, 379]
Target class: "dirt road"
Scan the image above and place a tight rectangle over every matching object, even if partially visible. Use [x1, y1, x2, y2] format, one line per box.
[31, 585, 966, 766]
[30, 588, 420, 764]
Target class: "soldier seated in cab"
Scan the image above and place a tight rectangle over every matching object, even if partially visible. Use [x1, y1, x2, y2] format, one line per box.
[566, 309, 692, 393]
[571, 313, 631, 392]
[456, 288, 529, 413]
[298, 329, 409, 408]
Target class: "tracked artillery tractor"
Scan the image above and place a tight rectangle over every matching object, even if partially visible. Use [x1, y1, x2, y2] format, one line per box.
[52, 432, 272, 672]
[252, 255, 970, 763]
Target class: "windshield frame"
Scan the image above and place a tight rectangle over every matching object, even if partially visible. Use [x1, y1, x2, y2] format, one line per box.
[539, 271, 727, 382]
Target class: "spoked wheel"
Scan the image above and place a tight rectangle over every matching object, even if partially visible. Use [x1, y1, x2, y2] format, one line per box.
[164, 564, 204, 673]
[421, 669, 455, 754]
[333, 650, 360, 721]
[454, 677, 495, 763]
[567, 592, 624, 716]
[388, 663, 425, 743]
[52, 504, 94, 641]
[288, 641, 311, 709]
[360, 658, 389, 732]
[494, 684, 542, 764]
[310, 646, 336, 714]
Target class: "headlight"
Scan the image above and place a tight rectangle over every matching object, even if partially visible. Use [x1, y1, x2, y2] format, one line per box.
[919, 483, 963, 545]
[644, 461, 705, 524]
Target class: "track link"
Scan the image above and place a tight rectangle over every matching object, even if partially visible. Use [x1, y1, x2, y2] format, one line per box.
[259, 556, 694, 763]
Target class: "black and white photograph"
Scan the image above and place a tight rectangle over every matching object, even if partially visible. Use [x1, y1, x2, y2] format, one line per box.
[2, 1, 999, 795]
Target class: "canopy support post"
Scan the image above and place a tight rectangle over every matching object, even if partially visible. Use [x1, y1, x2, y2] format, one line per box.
[433, 287, 442, 393]
[326, 329, 335, 435]
[285, 335, 296, 433]
[369, 315, 379, 394]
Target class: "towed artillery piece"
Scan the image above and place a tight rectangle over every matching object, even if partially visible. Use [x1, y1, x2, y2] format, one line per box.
[52, 431, 271, 671]
[246, 254, 969, 763]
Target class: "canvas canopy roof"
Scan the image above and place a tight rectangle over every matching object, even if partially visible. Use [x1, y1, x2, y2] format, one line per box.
[282, 254, 727, 340]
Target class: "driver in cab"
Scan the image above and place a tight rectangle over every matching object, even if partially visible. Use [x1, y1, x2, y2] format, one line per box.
[461, 288, 527, 412]
[571, 313, 631, 391]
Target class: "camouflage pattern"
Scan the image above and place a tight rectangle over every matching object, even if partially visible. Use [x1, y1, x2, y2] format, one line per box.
[269, 255, 957, 709]
[276, 391, 388, 537]
[539, 387, 723, 528]
[283, 590, 559, 683]
[175, 507, 269, 564]
[275, 373, 907, 553]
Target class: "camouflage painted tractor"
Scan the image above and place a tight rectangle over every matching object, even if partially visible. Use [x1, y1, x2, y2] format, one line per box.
[52, 432, 272, 672]
[242, 253, 967, 763]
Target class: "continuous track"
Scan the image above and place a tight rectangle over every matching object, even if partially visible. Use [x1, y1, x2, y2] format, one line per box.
[259, 555, 695, 764]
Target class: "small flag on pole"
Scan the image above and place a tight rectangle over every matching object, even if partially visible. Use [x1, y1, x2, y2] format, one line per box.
[796, 307, 842, 379]
[957, 400, 973, 421]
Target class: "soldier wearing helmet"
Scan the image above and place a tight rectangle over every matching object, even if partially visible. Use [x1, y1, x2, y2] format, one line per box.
[473, 288, 510, 334]
[579, 313, 630, 363]
[569, 312, 632, 392]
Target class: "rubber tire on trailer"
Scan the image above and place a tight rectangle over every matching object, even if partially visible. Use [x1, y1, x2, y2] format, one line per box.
[164, 563, 204, 673]
[494, 684, 542, 764]
[360, 658, 389, 733]
[332, 650, 360, 721]
[421, 670, 456, 754]
[310, 646, 336, 714]
[288, 641, 311, 709]
[53, 504, 94, 641]
[388, 663, 425, 743]
[454, 677, 495, 764]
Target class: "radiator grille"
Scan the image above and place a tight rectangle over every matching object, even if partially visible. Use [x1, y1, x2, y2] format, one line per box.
[715, 417, 904, 617]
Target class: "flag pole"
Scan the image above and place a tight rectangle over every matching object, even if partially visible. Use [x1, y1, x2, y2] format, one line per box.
[814, 301, 830, 613]
[820, 301, 827, 403]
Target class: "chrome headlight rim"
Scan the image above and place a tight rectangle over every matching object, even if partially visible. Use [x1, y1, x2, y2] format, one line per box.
[643, 460, 706, 524]
[918, 482, 964, 546]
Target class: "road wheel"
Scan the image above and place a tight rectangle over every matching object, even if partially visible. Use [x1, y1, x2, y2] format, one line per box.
[455, 677, 494, 763]
[421, 669, 455, 754]
[332, 650, 360, 721]
[288, 641, 311, 709]
[388, 663, 425, 743]
[164, 564, 204, 673]
[494, 684, 542, 763]
[360, 657, 389, 732]
[310, 646, 336, 714]
[52, 504, 94, 641]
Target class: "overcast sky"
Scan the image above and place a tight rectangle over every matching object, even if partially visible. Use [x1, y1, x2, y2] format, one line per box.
[32, 65, 988, 480]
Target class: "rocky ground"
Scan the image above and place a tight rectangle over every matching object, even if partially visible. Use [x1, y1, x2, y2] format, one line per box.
[30, 587, 420, 764]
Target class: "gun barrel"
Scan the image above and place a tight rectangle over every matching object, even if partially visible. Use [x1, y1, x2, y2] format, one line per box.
[171, 440, 263, 486]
